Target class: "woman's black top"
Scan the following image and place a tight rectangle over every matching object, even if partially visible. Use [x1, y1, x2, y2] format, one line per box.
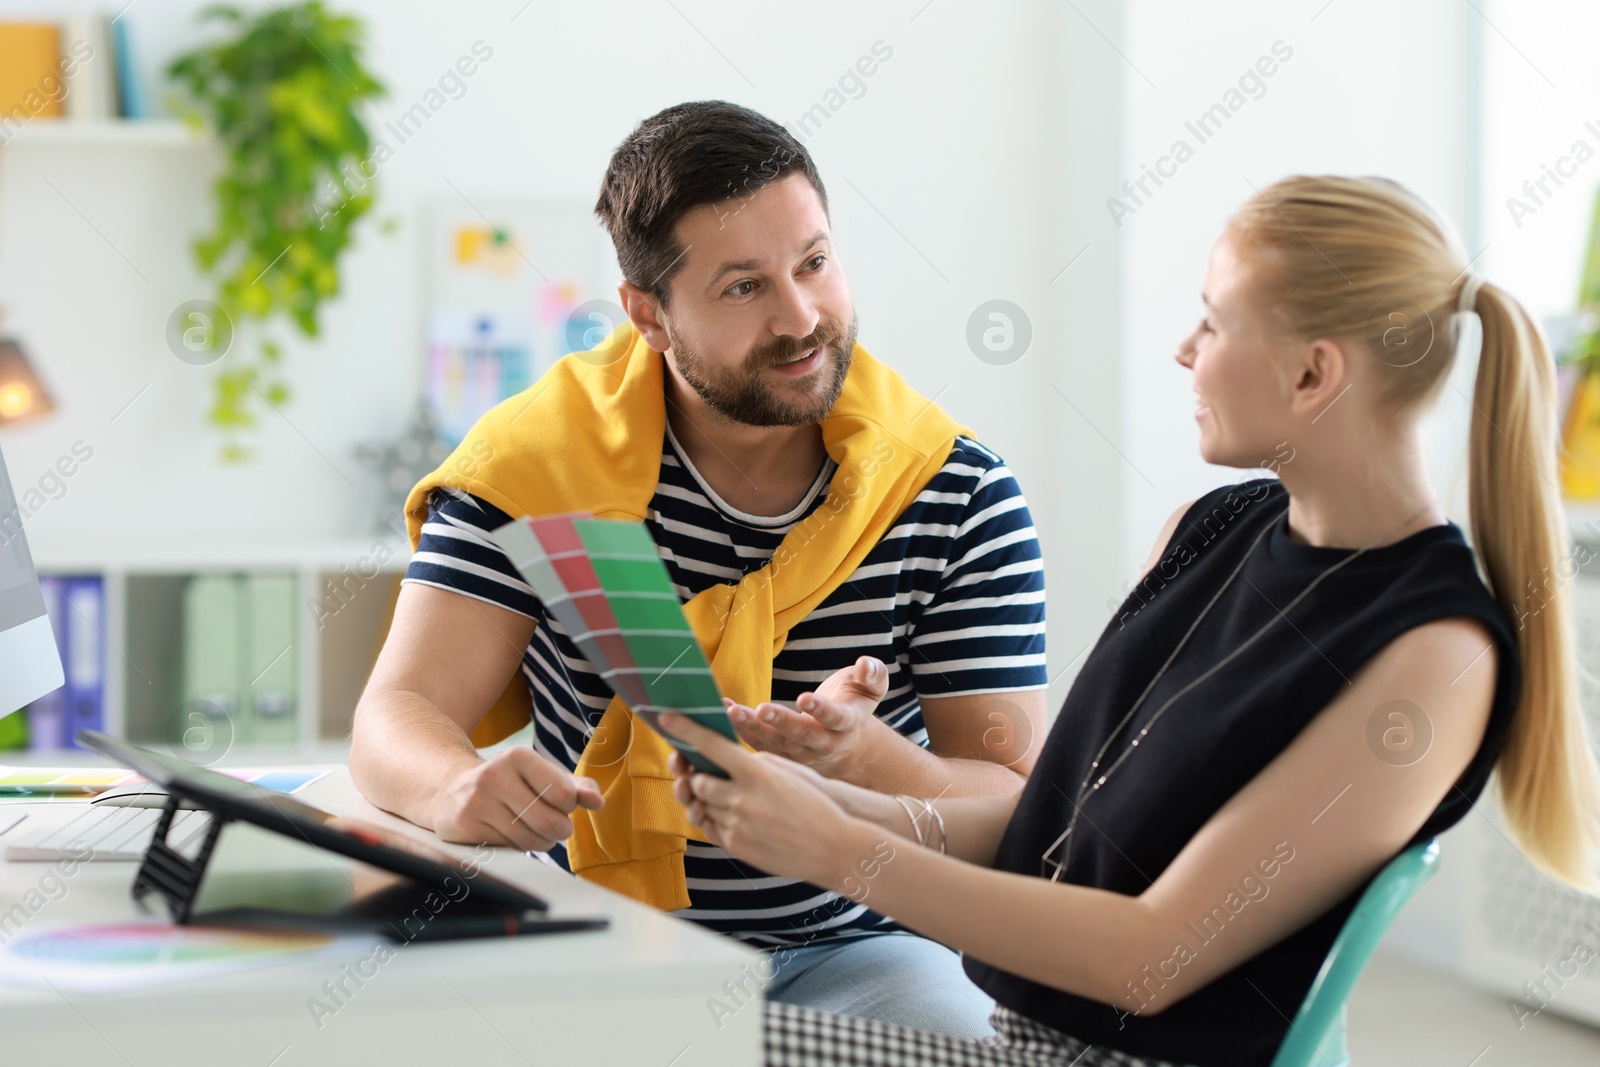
[963, 479, 1522, 1067]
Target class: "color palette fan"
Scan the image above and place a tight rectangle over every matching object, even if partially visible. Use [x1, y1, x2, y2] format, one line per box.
[489, 513, 739, 773]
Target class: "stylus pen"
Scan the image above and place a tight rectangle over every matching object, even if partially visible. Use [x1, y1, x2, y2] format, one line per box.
[389, 914, 609, 943]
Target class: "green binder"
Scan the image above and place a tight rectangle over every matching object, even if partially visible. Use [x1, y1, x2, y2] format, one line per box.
[243, 572, 297, 745]
[179, 574, 241, 757]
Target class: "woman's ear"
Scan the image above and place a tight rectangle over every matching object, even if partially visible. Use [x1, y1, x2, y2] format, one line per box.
[619, 280, 671, 352]
[1287, 337, 1351, 422]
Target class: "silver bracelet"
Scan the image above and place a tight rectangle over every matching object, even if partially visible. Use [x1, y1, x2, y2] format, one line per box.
[926, 799, 947, 855]
[892, 794, 927, 847]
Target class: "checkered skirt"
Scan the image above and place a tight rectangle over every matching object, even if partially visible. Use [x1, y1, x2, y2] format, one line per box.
[766, 1001, 1193, 1067]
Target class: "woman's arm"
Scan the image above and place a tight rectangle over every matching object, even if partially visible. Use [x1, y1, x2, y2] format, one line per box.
[664, 612, 1499, 1018]
[672, 749, 1021, 866]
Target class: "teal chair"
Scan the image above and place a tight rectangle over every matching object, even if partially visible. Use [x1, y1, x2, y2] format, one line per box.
[1268, 838, 1441, 1067]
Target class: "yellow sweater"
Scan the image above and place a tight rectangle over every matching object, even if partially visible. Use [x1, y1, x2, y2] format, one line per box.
[403, 323, 971, 910]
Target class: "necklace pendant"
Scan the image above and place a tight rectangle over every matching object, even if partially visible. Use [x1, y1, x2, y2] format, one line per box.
[1040, 826, 1074, 881]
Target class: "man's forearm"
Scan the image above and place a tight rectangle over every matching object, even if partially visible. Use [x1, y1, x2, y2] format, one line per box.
[348, 688, 484, 830]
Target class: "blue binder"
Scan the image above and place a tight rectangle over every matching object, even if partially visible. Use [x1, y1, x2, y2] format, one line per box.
[61, 575, 105, 748]
[25, 575, 103, 751]
[24, 578, 67, 750]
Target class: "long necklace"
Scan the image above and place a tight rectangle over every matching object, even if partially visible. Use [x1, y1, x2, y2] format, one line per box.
[1039, 493, 1441, 882]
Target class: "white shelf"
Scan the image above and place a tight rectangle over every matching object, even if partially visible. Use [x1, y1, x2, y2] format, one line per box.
[18, 544, 411, 756]
[33, 536, 411, 573]
[0, 118, 203, 149]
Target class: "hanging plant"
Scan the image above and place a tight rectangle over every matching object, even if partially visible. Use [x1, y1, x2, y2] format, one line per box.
[168, 2, 384, 462]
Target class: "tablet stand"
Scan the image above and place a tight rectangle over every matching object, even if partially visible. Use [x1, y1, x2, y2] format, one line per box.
[125, 792, 608, 942]
[131, 794, 229, 924]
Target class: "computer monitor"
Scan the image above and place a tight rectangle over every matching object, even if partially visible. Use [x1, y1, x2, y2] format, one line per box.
[0, 444, 63, 716]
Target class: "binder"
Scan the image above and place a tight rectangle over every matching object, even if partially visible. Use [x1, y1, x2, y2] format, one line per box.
[242, 572, 297, 745]
[24, 577, 67, 750]
[61, 575, 105, 747]
[0, 700, 24, 749]
[180, 574, 242, 756]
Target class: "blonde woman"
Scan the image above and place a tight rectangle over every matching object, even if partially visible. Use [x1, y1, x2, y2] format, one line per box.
[661, 175, 1600, 1067]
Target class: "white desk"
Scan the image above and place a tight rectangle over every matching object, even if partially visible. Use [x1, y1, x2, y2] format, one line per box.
[0, 769, 763, 1065]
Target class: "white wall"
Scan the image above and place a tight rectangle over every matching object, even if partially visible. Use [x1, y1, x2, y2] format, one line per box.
[1116, 0, 1478, 578]
[1479, 2, 1600, 315]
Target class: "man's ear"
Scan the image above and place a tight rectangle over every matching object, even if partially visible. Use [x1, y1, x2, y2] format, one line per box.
[619, 280, 670, 352]
[1288, 337, 1350, 421]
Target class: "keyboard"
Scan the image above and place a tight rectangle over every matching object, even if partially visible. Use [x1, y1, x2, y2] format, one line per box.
[3, 803, 213, 862]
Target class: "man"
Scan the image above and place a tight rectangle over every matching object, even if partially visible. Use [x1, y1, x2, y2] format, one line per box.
[349, 101, 1046, 1038]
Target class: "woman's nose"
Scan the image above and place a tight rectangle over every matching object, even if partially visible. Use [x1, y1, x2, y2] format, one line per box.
[1175, 330, 1197, 369]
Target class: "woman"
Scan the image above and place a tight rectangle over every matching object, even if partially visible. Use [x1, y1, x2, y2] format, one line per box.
[660, 175, 1600, 1067]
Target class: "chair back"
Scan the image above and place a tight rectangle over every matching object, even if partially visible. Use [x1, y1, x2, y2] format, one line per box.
[1268, 838, 1441, 1067]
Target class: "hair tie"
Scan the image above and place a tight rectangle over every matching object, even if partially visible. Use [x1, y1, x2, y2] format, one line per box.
[1457, 272, 1486, 316]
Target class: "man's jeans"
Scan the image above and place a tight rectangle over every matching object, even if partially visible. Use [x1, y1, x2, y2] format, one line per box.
[763, 931, 996, 1039]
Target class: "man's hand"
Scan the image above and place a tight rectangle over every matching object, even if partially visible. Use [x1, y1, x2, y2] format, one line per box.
[727, 655, 890, 779]
[430, 747, 603, 851]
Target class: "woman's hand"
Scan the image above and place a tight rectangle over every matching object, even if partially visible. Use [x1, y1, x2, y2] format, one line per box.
[661, 712, 871, 888]
[725, 655, 890, 780]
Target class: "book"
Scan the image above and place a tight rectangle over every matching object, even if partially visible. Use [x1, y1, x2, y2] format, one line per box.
[110, 16, 143, 119]
[0, 22, 64, 131]
[61, 14, 117, 122]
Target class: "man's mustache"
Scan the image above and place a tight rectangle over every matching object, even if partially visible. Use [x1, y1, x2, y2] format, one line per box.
[750, 323, 844, 368]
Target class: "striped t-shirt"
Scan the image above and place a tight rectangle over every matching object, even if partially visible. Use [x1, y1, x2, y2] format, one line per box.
[402, 422, 1047, 948]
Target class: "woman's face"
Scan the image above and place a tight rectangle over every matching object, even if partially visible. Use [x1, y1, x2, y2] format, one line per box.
[1174, 234, 1295, 469]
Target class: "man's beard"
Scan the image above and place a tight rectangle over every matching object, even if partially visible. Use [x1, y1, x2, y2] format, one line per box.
[668, 312, 857, 428]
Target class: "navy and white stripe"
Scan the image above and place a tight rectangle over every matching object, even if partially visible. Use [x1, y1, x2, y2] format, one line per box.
[402, 426, 1047, 948]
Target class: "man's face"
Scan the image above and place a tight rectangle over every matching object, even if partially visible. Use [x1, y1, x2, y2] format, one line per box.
[657, 173, 856, 427]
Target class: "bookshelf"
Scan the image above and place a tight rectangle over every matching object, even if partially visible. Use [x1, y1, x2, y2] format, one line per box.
[29, 537, 409, 760]
[1, 113, 400, 762]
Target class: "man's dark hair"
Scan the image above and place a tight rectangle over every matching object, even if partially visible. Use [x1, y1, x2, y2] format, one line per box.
[594, 101, 828, 306]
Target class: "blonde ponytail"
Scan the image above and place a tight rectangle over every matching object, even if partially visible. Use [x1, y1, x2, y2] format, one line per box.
[1227, 175, 1600, 890]
[1467, 281, 1600, 889]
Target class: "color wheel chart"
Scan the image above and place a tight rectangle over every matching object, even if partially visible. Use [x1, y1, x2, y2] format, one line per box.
[489, 513, 739, 772]
[0, 922, 367, 994]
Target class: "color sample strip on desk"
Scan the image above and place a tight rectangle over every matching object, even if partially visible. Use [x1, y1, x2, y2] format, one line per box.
[0, 768, 134, 795]
[0, 767, 329, 800]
